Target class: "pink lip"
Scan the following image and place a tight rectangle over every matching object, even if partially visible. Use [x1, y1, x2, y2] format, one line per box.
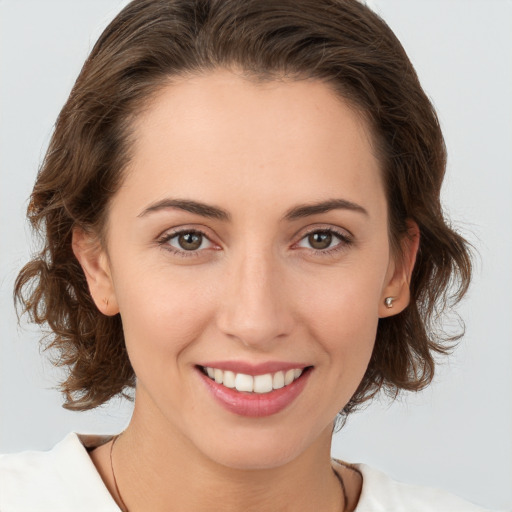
[197, 366, 311, 418]
[198, 360, 308, 375]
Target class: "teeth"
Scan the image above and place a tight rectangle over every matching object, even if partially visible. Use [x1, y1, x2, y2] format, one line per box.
[254, 374, 273, 394]
[284, 369, 295, 386]
[214, 368, 223, 384]
[235, 373, 253, 392]
[273, 371, 285, 390]
[203, 366, 306, 393]
[223, 370, 236, 388]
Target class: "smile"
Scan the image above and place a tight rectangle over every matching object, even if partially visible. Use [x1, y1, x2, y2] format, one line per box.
[201, 366, 304, 394]
[197, 364, 312, 417]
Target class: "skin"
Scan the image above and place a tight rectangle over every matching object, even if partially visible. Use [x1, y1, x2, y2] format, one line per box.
[74, 69, 419, 512]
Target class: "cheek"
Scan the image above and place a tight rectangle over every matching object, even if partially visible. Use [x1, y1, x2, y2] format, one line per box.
[296, 259, 386, 369]
[112, 264, 215, 362]
[304, 287, 379, 410]
[308, 293, 379, 370]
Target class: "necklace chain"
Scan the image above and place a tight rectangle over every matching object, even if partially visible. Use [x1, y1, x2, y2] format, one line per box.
[110, 434, 129, 512]
[110, 434, 347, 512]
[333, 464, 349, 512]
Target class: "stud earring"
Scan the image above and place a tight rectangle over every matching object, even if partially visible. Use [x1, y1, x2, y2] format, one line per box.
[384, 297, 394, 308]
[103, 297, 109, 308]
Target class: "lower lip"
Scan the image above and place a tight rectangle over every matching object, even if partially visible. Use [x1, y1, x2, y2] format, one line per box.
[198, 368, 311, 417]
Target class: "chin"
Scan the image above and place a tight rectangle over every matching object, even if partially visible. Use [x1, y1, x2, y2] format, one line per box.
[207, 443, 302, 471]
[193, 422, 329, 471]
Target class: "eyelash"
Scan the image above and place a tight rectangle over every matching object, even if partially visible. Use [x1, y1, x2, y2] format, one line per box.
[156, 227, 353, 258]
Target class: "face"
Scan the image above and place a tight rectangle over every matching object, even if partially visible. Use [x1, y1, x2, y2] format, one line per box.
[76, 69, 412, 470]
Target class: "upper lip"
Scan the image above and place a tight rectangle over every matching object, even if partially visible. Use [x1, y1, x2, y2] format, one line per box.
[197, 361, 311, 375]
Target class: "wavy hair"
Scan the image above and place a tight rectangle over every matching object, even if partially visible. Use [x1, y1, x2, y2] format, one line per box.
[15, 0, 472, 412]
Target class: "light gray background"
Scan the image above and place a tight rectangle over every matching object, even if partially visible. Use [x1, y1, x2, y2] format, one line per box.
[1, 1, 511, 510]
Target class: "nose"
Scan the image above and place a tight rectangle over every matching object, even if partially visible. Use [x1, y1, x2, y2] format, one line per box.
[216, 249, 294, 350]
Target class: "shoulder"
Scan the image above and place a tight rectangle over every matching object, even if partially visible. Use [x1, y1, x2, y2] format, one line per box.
[353, 463, 491, 512]
[0, 433, 121, 512]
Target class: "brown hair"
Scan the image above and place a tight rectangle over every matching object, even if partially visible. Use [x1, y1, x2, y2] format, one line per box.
[15, 0, 472, 414]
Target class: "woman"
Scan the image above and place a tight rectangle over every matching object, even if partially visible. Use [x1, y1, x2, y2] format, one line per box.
[0, 0, 488, 510]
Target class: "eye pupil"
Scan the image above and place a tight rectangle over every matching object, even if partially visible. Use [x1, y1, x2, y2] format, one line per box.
[308, 232, 332, 250]
[178, 232, 202, 250]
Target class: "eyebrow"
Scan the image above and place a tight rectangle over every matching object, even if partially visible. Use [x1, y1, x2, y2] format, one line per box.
[138, 198, 231, 220]
[137, 197, 368, 221]
[283, 198, 368, 221]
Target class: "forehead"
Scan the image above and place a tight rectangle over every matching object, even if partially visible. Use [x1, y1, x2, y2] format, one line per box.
[119, 69, 384, 217]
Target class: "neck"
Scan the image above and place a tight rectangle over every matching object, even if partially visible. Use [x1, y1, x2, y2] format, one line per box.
[112, 406, 345, 512]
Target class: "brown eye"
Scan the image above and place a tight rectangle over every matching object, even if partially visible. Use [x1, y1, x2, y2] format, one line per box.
[177, 232, 203, 251]
[307, 231, 333, 250]
[159, 229, 214, 256]
[296, 228, 351, 254]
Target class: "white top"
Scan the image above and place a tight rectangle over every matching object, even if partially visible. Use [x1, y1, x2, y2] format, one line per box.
[0, 433, 489, 511]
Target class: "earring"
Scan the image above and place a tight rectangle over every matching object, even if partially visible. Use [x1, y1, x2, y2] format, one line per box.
[103, 297, 109, 308]
[384, 297, 394, 309]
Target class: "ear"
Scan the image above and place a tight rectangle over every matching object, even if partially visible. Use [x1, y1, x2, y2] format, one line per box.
[379, 220, 420, 318]
[72, 227, 119, 316]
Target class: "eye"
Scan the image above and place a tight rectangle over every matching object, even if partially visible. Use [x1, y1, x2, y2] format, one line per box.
[158, 229, 214, 255]
[296, 228, 352, 253]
